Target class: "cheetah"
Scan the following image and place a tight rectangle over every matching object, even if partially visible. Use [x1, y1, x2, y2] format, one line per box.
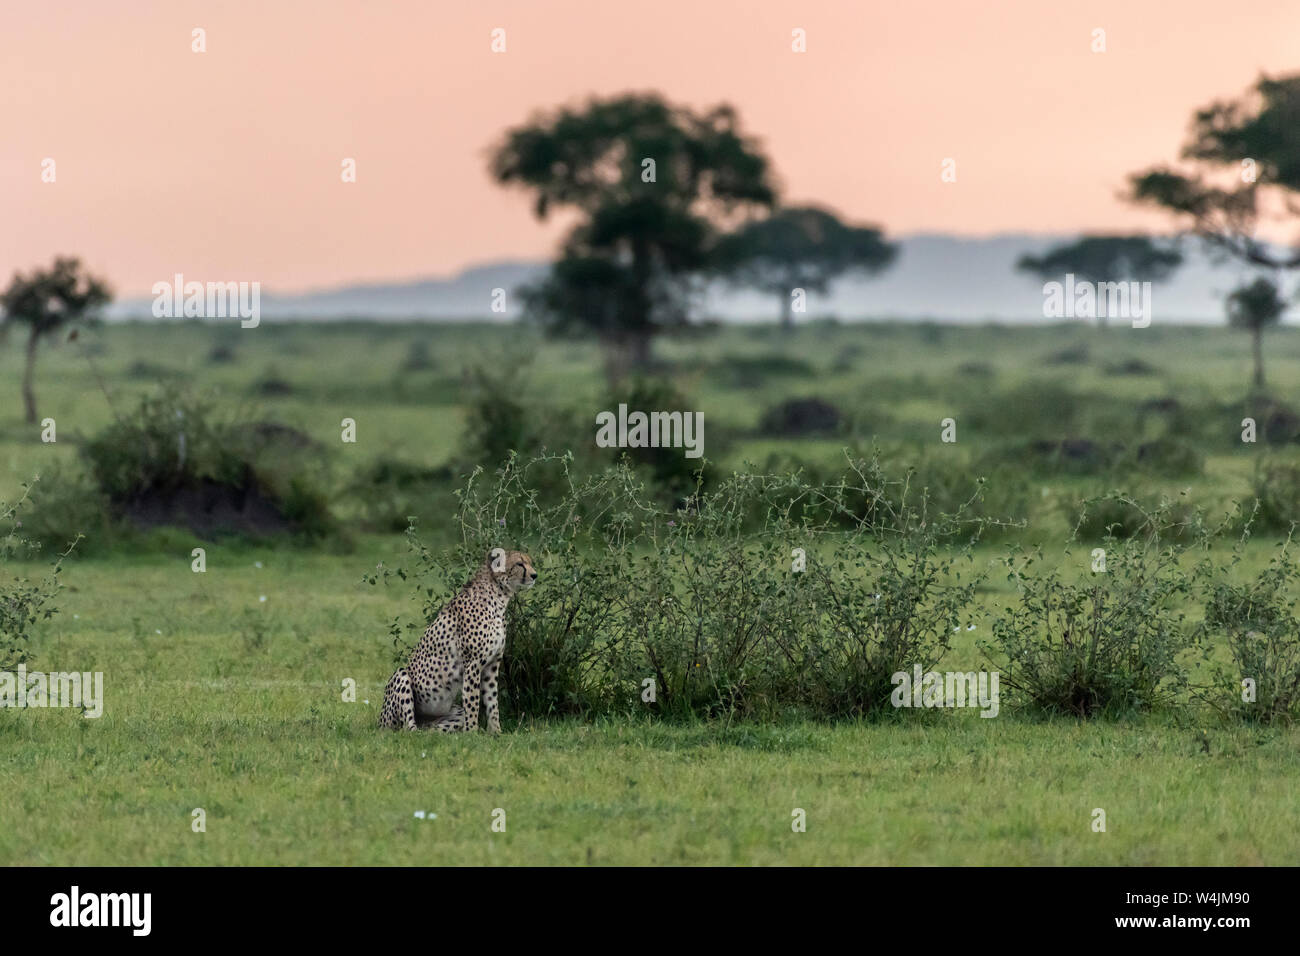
[378, 547, 537, 733]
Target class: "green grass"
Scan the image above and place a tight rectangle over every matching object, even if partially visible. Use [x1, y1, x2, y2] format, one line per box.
[4, 540, 1298, 867]
[4, 548, 1297, 866]
[2, 318, 1300, 864]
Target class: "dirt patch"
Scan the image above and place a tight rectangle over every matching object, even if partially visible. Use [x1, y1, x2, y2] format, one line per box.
[1105, 358, 1158, 376]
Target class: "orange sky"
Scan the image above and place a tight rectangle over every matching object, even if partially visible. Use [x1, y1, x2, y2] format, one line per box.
[4, 0, 1298, 296]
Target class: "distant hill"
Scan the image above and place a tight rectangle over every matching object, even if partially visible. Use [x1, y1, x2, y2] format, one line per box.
[107, 234, 1275, 323]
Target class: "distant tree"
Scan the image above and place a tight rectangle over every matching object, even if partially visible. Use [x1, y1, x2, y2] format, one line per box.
[490, 93, 776, 378]
[1015, 235, 1184, 326]
[1226, 276, 1288, 391]
[1, 257, 111, 423]
[711, 205, 897, 331]
[1128, 73, 1300, 271]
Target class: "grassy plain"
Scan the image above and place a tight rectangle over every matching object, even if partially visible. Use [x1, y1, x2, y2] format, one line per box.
[1, 318, 1298, 864]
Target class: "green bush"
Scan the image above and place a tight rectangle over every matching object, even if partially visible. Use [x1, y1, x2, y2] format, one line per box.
[981, 438, 1120, 477]
[368, 452, 987, 723]
[78, 385, 335, 541]
[402, 339, 437, 372]
[1244, 463, 1300, 531]
[347, 456, 454, 533]
[461, 364, 713, 506]
[1124, 438, 1204, 477]
[17, 464, 117, 555]
[963, 382, 1082, 437]
[1071, 492, 1203, 543]
[0, 485, 67, 669]
[1195, 534, 1300, 724]
[708, 353, 816, 389]
[460, 364, 549, 468]
[597, 376, 711, 502]
[983, 511, 1197, 717]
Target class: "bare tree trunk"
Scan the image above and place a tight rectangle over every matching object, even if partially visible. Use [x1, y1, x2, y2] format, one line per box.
[603, 332, 652, 386]
[628, 330, 652, 370]
[602, 341, 627, 388]
[23, 329, 39, 425]
[1253, 326, 1265, 391]
[780, 292, 794, 333]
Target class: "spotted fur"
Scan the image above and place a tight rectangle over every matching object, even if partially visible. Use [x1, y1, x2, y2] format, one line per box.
[378, 548, 537, 733]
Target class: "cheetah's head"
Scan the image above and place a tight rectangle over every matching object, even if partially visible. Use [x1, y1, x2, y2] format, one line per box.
[488, 547, 538, 594]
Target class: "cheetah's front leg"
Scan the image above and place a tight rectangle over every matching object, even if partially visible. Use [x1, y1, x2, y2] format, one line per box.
[457, 659, 483, 732]
[481, 657, 502, 734]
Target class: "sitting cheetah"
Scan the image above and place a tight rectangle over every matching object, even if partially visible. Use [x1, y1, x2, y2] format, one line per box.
[378, 548, 537, 733]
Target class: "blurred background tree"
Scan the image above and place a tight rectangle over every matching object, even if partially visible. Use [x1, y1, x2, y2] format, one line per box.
[1226, 276, 1288, 391]
[1128, 72, 1300, 270]
[1, 256, 111, 423]
[712, 205, 897, 332]
[490, 93, 776, 380]
[1014, 235, 1184, 327]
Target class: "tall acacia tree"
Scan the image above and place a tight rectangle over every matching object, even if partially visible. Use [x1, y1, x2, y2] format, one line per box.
[1128, 73, 1300, 391]
[1226, 276, 1288, 391]
[490, 93, 776, 377]
[1, 257, 111, 424]
[1129, 73, 1300, 270]
[711, 205, 897, 331]
[1015, 235, 1183, 327]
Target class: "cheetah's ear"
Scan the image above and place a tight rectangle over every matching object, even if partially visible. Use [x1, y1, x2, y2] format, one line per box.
[489, 548, 506, 573]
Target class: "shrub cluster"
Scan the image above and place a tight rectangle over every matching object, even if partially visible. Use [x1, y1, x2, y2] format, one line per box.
[1195, 529, 1300, 724]
[374, 471, 1300, 725]
[368, 453, 990, 722]
[983, 538, 1195, 718]
[0, 484, 66, 669]
[24, 385, 336, 551]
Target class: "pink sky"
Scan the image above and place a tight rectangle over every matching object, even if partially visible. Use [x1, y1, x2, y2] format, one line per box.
[4, 0, 1298, 296]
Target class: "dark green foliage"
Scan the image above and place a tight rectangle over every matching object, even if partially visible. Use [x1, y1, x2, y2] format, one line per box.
[0, 485, 66, 668]
[711, 205, 897, 328]
[348, 457, 453, 533]
[460, 365, 544, 467]
[984, 509, 1198, 717]
[32, 386, 336, 545]
[492, 93, 777, 372]
[1244, 462, 1300, 531]
[1016, 235, 1183, 286]
[1126, 438, 1204, 477]
[402, 339, 437, 372]
[598, 376, 709, 502]
[1130, 73, 1300, 271]
[757, 397, 843, 437]
[15, 465, 114, 554]
[1, 256, 112, 423]
[367, 453, 990, 723]
[1195, 533, 1300, 724]
[1071, 492, 1203, 543]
